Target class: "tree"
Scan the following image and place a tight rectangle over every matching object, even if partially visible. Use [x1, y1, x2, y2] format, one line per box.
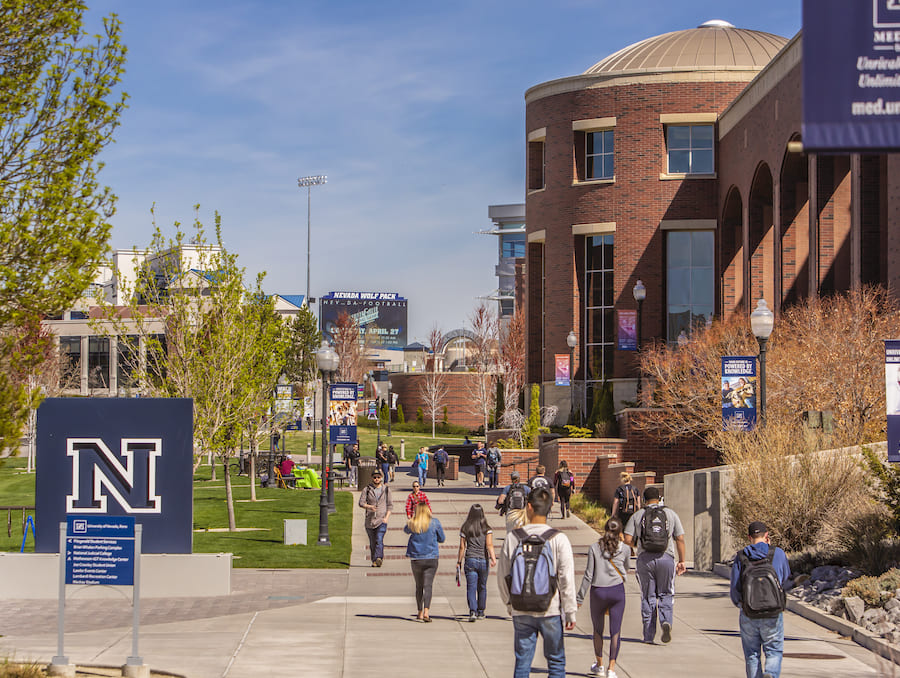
[282, 306, 320, 401]
[419, 324, 449, 438]
[0, 2, 126, 449]
[521, 384, 541, 447]
[498, 308, 526, 423]
[331, 312, 376, 385]
[464, 302, 498, 433]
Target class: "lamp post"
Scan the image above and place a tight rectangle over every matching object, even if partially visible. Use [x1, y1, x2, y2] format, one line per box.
[387, 380, 393, 437]
[750, 299, 775, 427]
[297, 174, 327, 311]
[315, 340, 339, 544]
[566, 330, 577, 425]
[632, 280, 646, 403]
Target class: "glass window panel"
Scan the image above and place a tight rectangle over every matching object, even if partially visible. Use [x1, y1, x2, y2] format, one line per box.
[603, 155, 614, 179]
[603, 309, 615, 341]
[668, 268, 691, 305]
[668, 231, 691, 267]
[587, 309, 604, 341]
[602, 235, 614, 269]
[586, 156, 597, 179]
[692, 307, 713, 331]
[587, 274, 604, 307]
[668, 150, 690, 174]
[586, 236, 604, 270]
[691, 268, 715, 306]
[604, 130, 614, 153]
[668, 308, 691, 343]
[667, 125, 691, 148]
[88, 337, 109, 389]
[692, 231, 714, 266]
[603, 272, 615, 307]
[692, 124, 714, 146]
[586, 345, 606, 380]
[692, 149, 714, 174]
[118, 335, 139, 388]
[603, 343, 615, 377]
[587, 132, 598, 154]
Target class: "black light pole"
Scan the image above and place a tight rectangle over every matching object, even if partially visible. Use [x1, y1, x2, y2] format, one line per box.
[750, 299, 775, 427]
[633, 279, 646, 403]
[566, 330, 577, 425]
[387, 380, 393, 437]
[315, 340, 340, 545]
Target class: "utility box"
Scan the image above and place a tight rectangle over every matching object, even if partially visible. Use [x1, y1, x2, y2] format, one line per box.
[284, 519, 308, 546]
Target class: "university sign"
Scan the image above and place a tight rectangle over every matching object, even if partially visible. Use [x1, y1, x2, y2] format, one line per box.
[35, 398, 194, 554]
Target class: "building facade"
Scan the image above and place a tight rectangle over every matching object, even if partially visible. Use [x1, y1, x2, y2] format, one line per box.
[480, 203, 526, 327]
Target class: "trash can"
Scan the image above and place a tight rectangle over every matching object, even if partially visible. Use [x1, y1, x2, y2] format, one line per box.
[357, 456, 378, 490]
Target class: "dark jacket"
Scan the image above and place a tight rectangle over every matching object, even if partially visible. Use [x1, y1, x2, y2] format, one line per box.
[729, 541, 791, 608]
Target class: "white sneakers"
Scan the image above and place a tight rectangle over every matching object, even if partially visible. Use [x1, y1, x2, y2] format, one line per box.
[589, 663, 605, 676]
[608, 671, 618, 678]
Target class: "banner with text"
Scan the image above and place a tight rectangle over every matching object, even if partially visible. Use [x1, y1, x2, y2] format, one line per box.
[886, 341, 900, 462]
[803, 0, 900, 151]
[555, 354, 571, 386]
[722, 357, 758, 431]
[618, 310, 638, 351]
[328, 382, 358, 445]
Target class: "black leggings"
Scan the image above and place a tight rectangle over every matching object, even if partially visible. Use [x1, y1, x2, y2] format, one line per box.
[410, 558, 439, 610]
[557, 488, 571, 515]
[590, 583, 626, 661]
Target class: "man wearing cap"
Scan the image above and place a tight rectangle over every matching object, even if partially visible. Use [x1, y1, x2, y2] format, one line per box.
[496, 470, 529, 532]
[730, 521, 790, 678]
[358, 469, 393, 567]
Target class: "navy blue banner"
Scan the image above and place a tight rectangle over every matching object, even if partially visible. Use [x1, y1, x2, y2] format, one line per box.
[35, 398, 194, 554]
[722, 357, 758, 431]
[886, 340, 900, 461]
[803, 0, 900, 151]
[328, 383, 358, 445]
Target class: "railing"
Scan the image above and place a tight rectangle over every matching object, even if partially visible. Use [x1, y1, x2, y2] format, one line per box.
[1, 506, 34, 537]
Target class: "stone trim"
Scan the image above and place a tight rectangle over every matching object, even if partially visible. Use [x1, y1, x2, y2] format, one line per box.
[660, 219, 717, 231]
[527, 127, 547, 142]
[527, 229, 546, 243]
[659, 112, 718, 124]
[572, 222, 616, 235]
[572, 117, 617, 131]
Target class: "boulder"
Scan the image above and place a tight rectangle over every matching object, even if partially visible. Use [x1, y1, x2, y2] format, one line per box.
[885, 597, 900, 612]
[844, 596, 865, 625]
[863, 607, 888, 626]
[873, 621, 895, 636]
[885, 630, 900, 645]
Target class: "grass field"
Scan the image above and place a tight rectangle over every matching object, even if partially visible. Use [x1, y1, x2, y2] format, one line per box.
[0, 456, 352, 568]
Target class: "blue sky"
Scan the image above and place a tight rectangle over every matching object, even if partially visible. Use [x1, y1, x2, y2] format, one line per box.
[87, 1, 801, 343]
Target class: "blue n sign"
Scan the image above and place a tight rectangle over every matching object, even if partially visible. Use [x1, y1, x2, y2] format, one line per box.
[35, 398, 193, 554]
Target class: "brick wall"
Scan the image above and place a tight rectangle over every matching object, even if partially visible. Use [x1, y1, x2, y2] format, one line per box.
[389, 372, 489, 431]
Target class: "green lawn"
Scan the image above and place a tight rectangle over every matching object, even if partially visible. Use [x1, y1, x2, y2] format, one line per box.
[283, 429, 472, 459]
[0, 456, 352, 568]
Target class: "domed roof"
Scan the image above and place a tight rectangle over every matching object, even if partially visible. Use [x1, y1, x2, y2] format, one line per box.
[584, 21, 787, 75]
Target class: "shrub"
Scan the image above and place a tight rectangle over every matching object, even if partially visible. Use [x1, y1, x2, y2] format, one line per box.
[521, 384, 541, 447]
[564, 425, 592, 438]
[416, 407, 424, 424]
[397, 404, 405, 424]
[570, 493, 610, 531]
[0, 658, 45, 678]
[843, 568, 900, 607]
[861, 445, 900, 534]
[818, 505, 900, 575]
[495, 437, 521, 449]
[717, 421, 873, 553]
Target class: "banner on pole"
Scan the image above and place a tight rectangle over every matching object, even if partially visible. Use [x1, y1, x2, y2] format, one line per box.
[328, 383, 358, 445]
[555, 354, 571, 386]
[721, 357, 758, 431]
[885, 341, 900, 462]
[618, 310, 637, 351]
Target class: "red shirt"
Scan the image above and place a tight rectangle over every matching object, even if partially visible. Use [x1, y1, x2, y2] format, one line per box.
[406, 491, 432, 518]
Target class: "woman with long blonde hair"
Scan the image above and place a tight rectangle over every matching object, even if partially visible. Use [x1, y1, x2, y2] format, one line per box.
[404, 502, 445, 621]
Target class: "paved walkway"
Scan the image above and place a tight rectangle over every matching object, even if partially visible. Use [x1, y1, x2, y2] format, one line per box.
[0, 466, 891, 677]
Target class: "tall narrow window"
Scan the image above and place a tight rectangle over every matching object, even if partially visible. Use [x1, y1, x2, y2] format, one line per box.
[528, 140, 545, 190]
[118, 335, 140, 390]
[666, 124, 714, 174]
[88, 337, 110, 389]
[59, 336, 81, 389]
[667, 230, 714, 343]
[586, 130, 614, 180]
[585, 234, 615, 387]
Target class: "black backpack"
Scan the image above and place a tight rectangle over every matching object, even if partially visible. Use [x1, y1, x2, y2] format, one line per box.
[617, 484, 637, 520]
[739, 549, 786, 618]
[640, 505, 669, 553]
[506, 528, 560, 612]
[507, 483, 528, 511]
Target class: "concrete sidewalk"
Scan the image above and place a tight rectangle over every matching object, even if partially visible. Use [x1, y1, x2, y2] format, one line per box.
[0, 466, 891, 677]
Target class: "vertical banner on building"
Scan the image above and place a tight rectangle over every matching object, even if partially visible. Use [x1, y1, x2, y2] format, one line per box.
[803, 0, 900, 151]
[328, 382, 358, 445]
[721, 357, 758, 431]
[555, 354, 570, 386]
[618, 310, 637, 351]
[885, 341, 900, 462]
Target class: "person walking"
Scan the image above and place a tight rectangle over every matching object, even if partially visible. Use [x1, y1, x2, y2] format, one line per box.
[345, 443, 360, 485]
[405, 481, 432, 518]
[387, 445, 399, 482]
[473, 442, 487, 487]
[375, 443, 390, 482]
[498, 487, 577, 678]
[623, 486, 686, 644]
[554, 460, 574, 518]
[497, 470, 530, 533]
[577, 517, 630, 677]
[611, 471, 641, 527]
[404, 502, 445, 622]
[457, 504, 497, 622]
[529, 464, 551, 492]
[730, 521, 790, 678]
[486, 444, 502, 488]
[414, 446, 429, 486]
[433, 445, 449, 486]
[358, 468, 392, 567]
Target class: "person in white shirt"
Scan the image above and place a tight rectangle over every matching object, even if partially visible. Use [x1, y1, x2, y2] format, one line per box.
[498, 486, 576, 678]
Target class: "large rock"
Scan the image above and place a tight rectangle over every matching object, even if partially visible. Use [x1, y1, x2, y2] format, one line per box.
[885, 597, 900, 612]
[863, 607, 888, 627]
[885, 630, 900, 645]
[873, 621, 895, 636]
[844, 596, 865, 625]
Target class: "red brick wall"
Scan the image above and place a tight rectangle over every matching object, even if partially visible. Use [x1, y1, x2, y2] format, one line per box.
[388, 372, 486, 431]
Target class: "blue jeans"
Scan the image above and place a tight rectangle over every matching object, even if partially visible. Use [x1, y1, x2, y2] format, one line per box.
[636, 551, 676, 642]
[739, 611, 784, 678]
[417, 466, 427, 486]
[512, 614, 566, 678]
[487, 465, 499, 487]
[380, 462, 391, 480]
[464, 557, 488, 613]
[365, 522, 387, 561]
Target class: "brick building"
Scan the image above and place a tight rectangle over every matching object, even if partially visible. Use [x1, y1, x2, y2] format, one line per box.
[524, 21, 900, 418]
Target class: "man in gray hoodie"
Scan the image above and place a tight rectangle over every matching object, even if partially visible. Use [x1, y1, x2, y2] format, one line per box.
[358, 469, 392, 567]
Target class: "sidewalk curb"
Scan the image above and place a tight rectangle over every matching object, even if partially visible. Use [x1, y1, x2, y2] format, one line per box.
[712, 563, 900, 667]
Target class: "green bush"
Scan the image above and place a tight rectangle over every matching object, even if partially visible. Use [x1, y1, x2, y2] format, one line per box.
[416, 407, 424, 424]
[570, 493, 610, 531]
[495, 437, 521, 449]
[397, 404, 405, 424]
[521, 384, 541, 447]
[843, 568, 900, 607]
[861, 446, 900, 534]
[564, 425, 592, 438]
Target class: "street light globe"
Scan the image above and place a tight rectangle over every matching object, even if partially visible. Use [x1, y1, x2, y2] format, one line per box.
[633, 279, 646, 302]
[315, 340, 339, 373]
[566, 330, 577, 349]
[750, 299, 775, 339]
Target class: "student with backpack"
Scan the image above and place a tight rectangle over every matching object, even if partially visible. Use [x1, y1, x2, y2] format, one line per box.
[554, 460, 575, 518]
[486, 445, 502, 488]
[611, 471, 641, 526]
[729, 521, 790, 678]
[623, 486, 686, 645]
[498, 486, 577, 678]
[433, 446, 449, 486]
[497, 470, 530, 533]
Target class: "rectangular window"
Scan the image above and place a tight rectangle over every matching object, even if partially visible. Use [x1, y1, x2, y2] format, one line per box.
[59, 336, 81, 389]
[528, 141, 545, 190]
[666, 124, 714, 175]
[118, 335, 140, 389]
[586, 130, 614, 180]
[501, 233, 526, 258]
[585, 233, 615, 385]
[667, 230, 714, 343]
[88, 337, 110, 389]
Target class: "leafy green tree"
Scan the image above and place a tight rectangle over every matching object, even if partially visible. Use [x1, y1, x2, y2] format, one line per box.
[397, 403, 405, 424]
[416, 407, 425, 424]
[0, 1, 126, 449]
[521, 384, 541, 447]
[282, 306, 320, 400]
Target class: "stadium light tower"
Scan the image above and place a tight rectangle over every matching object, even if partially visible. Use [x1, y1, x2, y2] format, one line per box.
[297, 175, 327, 308]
